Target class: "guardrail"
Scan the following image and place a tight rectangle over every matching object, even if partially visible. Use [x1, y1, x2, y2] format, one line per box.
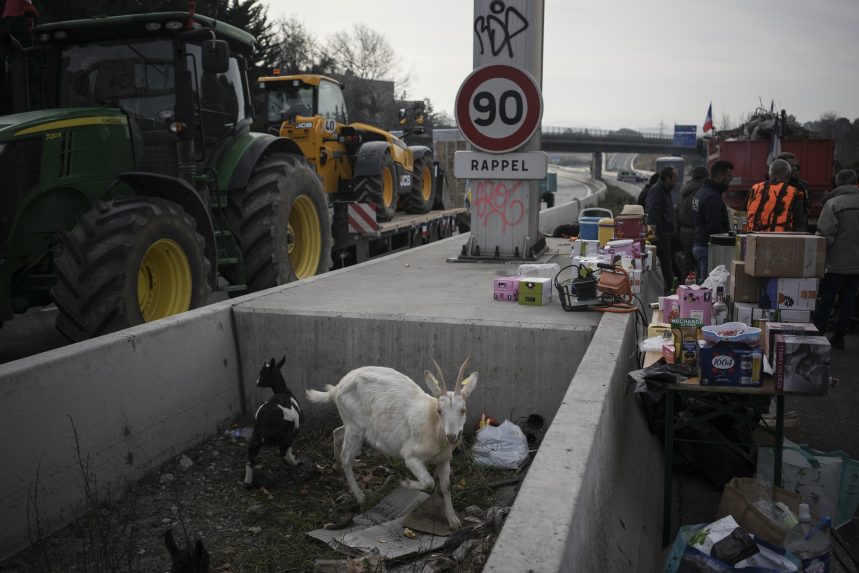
[541, 125, 673, 142]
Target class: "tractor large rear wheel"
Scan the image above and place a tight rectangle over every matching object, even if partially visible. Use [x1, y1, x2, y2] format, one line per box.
[52, 198, 210, 341]
[228, 153, 332, 291]
[354, 152, 397, 222]
[401, 152, 436, 214]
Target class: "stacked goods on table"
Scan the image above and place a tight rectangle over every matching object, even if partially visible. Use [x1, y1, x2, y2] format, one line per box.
[726, 232, 830, 394]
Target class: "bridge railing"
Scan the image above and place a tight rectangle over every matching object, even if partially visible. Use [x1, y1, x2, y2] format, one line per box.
[541, 125, 673, 142]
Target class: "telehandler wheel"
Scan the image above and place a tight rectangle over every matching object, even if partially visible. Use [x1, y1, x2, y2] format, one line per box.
[354, 152, 397, 222]
[52, 198, 211, 342]
[228, 153, 332, 290]
[402, 153, 436, 214]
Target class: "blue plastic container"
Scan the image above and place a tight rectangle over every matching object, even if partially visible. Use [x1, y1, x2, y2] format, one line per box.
[578, 208, 613, 240]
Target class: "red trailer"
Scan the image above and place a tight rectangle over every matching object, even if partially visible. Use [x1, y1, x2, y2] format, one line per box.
[707, 137, 836, 224]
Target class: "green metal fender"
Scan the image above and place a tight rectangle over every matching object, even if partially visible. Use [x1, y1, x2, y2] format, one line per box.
[352, 141, 390, 178]
[112, 172, 218, 287]
[217, 132, 305, 192]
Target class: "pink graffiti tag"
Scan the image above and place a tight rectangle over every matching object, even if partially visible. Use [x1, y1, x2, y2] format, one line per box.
[474, 180, 525, 233]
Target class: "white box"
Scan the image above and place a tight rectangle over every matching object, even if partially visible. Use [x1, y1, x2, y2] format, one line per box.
[571, 239, 600, 257]
[758, 277, 818, 311]
[733, 302, 812, 325]
[630, 269, 642, 294]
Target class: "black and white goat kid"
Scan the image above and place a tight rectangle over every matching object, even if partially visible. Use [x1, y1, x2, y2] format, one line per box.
[244, 356, 303, 488]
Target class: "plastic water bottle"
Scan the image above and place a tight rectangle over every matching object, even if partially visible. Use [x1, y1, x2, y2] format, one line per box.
[785, 503, 831, 573]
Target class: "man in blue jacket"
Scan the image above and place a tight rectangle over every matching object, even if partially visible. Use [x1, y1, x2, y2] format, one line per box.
[646, 166, 678, 294]
[691, 160, 734, 280]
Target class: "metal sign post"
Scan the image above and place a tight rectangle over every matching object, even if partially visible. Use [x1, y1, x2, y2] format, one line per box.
[456, 0, 545, 260]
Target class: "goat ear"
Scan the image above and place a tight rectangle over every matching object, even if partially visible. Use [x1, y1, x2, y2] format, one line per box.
[458, 373, 478, 400]
[423, 370, 445, 398]
[277, 355, 286, 369]
[164, 529, 179, 557]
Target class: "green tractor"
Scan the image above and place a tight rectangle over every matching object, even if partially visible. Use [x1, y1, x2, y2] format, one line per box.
[0, 12, 332, 341]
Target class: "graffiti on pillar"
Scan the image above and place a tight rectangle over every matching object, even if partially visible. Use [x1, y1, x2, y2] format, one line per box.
[474, 180, 525, 233]
[474, 0, 529, 58]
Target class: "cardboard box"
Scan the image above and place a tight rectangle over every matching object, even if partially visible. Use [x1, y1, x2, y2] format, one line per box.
[571, 239, 600, 257]
[493, 276, 520, 302]
[678, 284, 712, 324]
[518, 277, 553, 306]
[671, 317, 702, 368]
[660, 294, 679, 317]
[762, 322, 820, 362]
[662, 343, 676, 364]
[744, 233, 826, 277]
[613, 215, 645, 239]
[755, 412, 803, 446]
[730, 260, 759, 303]
[698, 340, 763, 387]
[733, 302, 812, 325]
[629, 269, 642, 294]
[773, 334, 830, 394]
[758, 277, 818, 311]
[647, 322, 671, 338]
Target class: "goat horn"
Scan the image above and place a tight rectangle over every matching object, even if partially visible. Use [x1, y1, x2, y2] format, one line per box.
[432, 357, 447, 391]
[454, 356, 470, 394]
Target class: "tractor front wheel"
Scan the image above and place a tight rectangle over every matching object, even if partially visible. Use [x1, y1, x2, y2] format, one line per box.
[52, 198, 210, 341]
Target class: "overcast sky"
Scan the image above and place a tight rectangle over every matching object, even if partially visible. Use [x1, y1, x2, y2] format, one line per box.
[266, 0, 858, 133]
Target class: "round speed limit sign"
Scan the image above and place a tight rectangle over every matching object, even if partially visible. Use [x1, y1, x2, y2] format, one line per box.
[455, 64, 543, 154]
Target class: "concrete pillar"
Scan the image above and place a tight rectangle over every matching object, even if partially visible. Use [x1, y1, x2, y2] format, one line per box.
[592, 151, 603, 180]
[464, 0, 545, 260]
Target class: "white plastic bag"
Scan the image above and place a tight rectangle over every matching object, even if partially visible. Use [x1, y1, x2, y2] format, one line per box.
[702, 264, 730, 291]
[471, 420, 529, 469]
[639, 334, 672, 353]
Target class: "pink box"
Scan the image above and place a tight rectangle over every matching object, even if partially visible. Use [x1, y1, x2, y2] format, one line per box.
[660, 294, 679, 317]
[493, 276, 521, 302]
[678, 285, 712, 324]
[603, 239, 642, 260]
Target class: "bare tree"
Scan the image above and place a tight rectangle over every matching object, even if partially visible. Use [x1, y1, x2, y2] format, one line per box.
[326, 24, 398, 81]
[271, 16, 317, 74]
[719, 113, 733, 132]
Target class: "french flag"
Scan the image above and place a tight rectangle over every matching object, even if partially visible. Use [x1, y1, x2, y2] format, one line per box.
[703, 103, 713, 133]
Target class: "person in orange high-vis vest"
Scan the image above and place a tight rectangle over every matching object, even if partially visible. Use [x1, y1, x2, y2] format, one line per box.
[746, 159, 806, 232]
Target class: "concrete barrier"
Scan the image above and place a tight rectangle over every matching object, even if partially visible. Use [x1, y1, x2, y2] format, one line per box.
[0, 298, 251, 559]
[539, 179, 607, 236]
[484, 278, 664, 572]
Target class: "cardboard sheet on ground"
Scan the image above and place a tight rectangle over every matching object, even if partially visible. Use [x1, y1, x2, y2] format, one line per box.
[307, 487, 448, 558]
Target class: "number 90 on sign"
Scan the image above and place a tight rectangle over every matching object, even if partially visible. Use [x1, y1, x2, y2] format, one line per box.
[455, 64, 543, 154]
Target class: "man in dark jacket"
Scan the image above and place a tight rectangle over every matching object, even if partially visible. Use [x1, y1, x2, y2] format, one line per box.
[691, 160, 734, 280]
[637, 173, 660, 210]
[677, 166, 708, 280]
[814, 169, 859, 349]
[645, 166, 677, 294]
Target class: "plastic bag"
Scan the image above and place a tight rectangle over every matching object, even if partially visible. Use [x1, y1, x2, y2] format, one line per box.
[639, 334, 672, 353]
[471, 420, 529, 469]
[702, 264, 731, 291]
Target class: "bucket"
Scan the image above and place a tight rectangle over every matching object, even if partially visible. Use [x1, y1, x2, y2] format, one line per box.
[578, 207, 613, 241]
[598, 217, 615, 247]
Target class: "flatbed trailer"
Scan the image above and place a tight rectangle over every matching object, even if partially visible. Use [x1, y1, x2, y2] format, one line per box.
[330, 204, 468, 269]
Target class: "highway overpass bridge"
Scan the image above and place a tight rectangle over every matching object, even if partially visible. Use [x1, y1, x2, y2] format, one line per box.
[539, 126, 704, 178]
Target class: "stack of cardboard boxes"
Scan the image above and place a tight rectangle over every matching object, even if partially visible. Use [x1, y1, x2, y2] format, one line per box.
[728, 233, 830, 394]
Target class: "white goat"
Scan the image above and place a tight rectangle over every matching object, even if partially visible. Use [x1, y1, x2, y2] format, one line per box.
[306, 358, 477, 530]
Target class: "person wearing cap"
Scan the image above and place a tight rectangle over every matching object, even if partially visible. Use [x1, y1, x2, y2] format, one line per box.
[814, 169, 859, 350]
[677, 166, 708, 280]
[745, 159, 806, 232]
[776, 151, 809, 230]
[645, 166, 678, 294]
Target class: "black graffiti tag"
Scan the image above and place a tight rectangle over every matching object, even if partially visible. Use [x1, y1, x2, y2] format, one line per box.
[474, 0, 529, 58]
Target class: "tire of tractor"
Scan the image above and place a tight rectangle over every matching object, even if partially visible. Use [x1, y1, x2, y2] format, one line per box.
[227, 153, 332, 291]
[52, 198, 211, 342]
[401, 153, 436, 214]
[354, 152, 397, 222]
